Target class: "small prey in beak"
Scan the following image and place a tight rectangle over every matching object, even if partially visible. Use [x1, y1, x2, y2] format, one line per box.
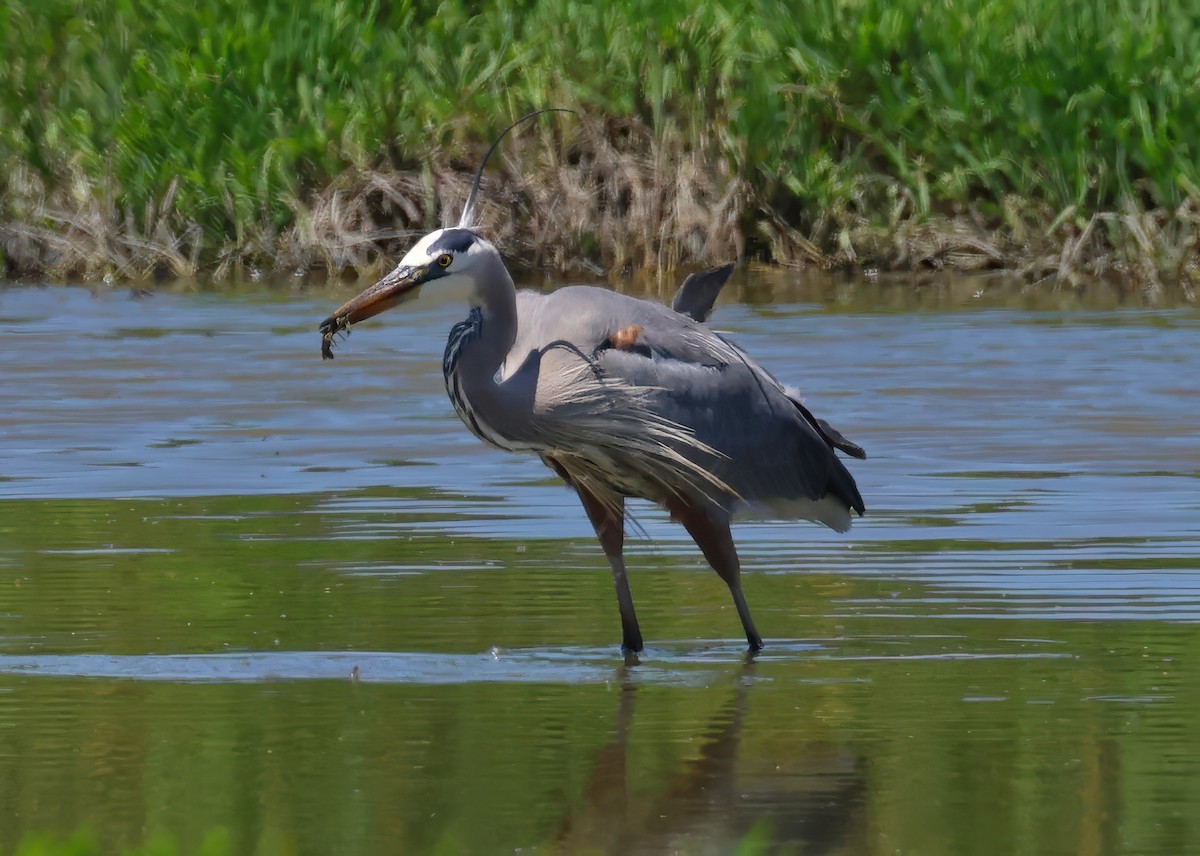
[319, 264, 427, 359]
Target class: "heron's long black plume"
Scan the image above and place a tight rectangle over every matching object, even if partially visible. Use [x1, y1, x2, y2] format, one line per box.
[458, 108, 574, 228]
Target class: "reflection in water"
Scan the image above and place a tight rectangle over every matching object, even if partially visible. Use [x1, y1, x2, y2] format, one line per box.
[556, 665, 865, 855]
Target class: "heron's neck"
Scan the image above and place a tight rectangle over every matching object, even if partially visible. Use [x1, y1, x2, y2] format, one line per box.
[465, 255, 517, 372]
[449, 262, 530, 444]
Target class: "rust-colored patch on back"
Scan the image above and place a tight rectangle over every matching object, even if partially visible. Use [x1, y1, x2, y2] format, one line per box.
[609, 324, 644, 350]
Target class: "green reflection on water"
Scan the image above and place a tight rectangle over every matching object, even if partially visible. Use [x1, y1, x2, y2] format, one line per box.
[1, 493, 1199, 855]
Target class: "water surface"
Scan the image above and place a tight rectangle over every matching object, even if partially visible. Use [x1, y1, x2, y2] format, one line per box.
[0, 273, 1198, 854]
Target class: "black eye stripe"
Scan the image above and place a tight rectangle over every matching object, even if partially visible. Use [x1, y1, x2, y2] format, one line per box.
[427, 228, 477, 254]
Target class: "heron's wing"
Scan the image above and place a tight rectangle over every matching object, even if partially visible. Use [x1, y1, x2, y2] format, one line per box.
[594, 339, 862, 520]
[672, 269, 867, 461]
[508, 287, 863, 524]
[577, 287, 866, 462]
[671, 264, 736, 322]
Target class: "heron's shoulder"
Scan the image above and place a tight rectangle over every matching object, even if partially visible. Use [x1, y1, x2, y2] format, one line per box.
[514, 286, 686, 344]
[518, 285, 671, 315]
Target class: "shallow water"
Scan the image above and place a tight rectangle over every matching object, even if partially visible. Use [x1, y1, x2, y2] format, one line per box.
[1, 272, 1198, 854]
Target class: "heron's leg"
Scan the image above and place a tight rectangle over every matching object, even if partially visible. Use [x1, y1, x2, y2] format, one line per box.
[668, 500, 764, 651]
[542, 457, 643, 654]
[576, 488, 643, 655]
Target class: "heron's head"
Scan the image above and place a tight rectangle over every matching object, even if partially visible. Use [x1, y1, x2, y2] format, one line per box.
[319, 227, 502, 358]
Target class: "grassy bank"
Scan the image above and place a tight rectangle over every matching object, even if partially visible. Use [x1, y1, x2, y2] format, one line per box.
[1, 0, 1197, 292]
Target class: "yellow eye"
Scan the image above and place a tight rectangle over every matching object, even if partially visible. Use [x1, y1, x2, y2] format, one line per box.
[436, 253, 453, 269]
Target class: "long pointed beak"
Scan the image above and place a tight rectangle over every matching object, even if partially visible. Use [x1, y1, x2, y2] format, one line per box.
[319, 264, 426, 359]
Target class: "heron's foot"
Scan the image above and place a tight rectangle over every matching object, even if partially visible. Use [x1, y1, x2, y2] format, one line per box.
[619, 622, 644, 657]
[620, 635, 644, 662]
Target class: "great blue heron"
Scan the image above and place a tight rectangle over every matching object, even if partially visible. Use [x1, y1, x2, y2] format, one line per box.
[320, 113, 865, 654]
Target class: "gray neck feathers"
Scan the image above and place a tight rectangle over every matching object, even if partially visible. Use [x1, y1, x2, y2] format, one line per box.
[449, 250, 534, 442]
[463, 249, 517, 376]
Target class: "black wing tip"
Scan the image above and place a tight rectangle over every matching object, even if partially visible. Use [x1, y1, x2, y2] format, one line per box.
[839, 471, 867, 518]
[672, 262, 737, 322]
[791, 402, 868, 461]
[691, 262, 737, 283]
[838, 440, 868, 460]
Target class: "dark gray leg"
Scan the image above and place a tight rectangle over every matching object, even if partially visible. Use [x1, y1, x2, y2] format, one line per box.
[575, 487, 643, 654]
[669, 500, 764, 651]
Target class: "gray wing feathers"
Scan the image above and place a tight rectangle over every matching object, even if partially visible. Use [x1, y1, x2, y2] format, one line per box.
[506, 286, 863, 523]
[673, 266, 868, 464]
[596, 346, 864, 518]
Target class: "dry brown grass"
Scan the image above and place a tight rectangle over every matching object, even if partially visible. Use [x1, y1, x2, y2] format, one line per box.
[1, 120, 1197, 300]
[0, 163, 202, 282]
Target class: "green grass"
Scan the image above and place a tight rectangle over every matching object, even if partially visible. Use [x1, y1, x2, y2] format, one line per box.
[1, 0, 1198, 287]
[5, 825, 787, 856]
[4, 829, 232, 856]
